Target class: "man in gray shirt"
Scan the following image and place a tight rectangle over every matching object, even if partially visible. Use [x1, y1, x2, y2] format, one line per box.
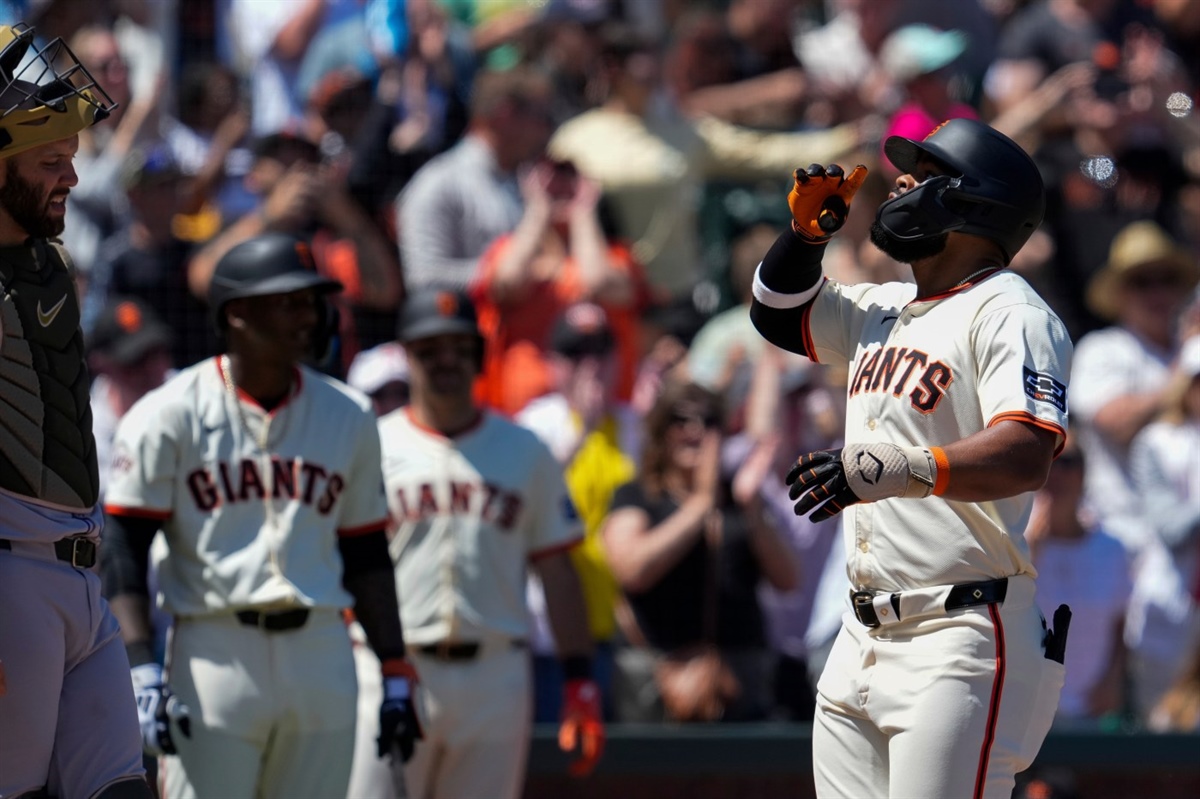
[397, 67, 555, 292]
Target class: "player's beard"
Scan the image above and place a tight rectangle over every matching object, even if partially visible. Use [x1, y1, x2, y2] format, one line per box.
[0, 161, 66, 239]
[868, 219, 949, 264]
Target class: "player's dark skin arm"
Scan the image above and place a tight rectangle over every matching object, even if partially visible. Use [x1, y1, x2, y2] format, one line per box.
[934, 421, 1059, 501]
[100, 513, 159, 666]
[532, 550, 594, 660]
[340, 529, 408, 660]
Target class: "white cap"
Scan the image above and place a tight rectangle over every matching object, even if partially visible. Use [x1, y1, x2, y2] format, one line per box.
[346, 342, 409, 395]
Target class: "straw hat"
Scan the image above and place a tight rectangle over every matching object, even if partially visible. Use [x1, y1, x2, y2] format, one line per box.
[1085, 221, 1199, 321]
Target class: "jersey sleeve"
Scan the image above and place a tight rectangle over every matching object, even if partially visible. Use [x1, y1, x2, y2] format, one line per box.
[807, 280, 913, 367]
[103, 393, 183, 519]
[526, 437, 583, 560]
[972, 300, 1072, 446]
[336, 408, 390, 537]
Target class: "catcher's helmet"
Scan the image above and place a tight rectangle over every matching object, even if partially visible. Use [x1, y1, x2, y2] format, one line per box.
[876, 118, 1045, 263]
[0, 22, 116, 159]
[209, 233, 342, 329]
[396, 289, 480, 343]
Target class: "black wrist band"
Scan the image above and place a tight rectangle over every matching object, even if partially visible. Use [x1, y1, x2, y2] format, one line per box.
[126, 640, 156, 668]
[758, 227, 828, 294]
[562, 655, 593, 682]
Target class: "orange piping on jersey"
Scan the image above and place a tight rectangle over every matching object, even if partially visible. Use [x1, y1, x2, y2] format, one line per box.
[930, 446, 951, 496]
[528, 536, 584, 562]
[800, 298, 820, 363]
[103, 504, 172, 520]
[987, 412, 1067, 455]
[337, 519, 389, 538]
[403, 406, 485, 440]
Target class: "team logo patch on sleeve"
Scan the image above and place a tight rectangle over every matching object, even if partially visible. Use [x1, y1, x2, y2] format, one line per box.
[1023, 367, 1067, 412]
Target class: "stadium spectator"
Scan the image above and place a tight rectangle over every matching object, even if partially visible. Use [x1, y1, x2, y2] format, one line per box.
[548, 22, 864, 297]
[396, 66, 555, 292]
[517, 304, 640, 723]
[1126, 333, 1200, 722]
[186, 130, 403, 370]
[345, 340, 411, 418]
[1070, 221, 1200, 555]
[602, 381, 796, 723]
[471, 158, 645, 416]
[1025, 442, 1133, 722]
[91, 144, 216, 369]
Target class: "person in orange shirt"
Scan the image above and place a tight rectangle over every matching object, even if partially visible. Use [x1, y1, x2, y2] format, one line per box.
[471, 158, 648, 416]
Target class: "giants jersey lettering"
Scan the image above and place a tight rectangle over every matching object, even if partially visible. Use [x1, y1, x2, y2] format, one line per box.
[379, 408, 581, 644]
[802, 271, 1072, 591]
[105, 358, 388, 616]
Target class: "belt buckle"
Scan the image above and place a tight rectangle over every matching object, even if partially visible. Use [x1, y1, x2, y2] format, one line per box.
[437, 640, 454, 660]
[68, 538, 94, 569]
[851, 590, 880, 628]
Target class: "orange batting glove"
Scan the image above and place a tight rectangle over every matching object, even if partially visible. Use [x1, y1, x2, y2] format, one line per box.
[788, 163, 869, 242]
[559, 678, 604, 777]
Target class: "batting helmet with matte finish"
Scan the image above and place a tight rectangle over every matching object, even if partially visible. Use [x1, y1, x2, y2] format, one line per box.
[209, 233, 342, 328]
[396, 289, 480, 343]
[876, 118, 1045, 263]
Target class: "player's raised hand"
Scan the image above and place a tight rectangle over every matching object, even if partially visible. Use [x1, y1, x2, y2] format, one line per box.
[559, 678, 604, 777]
[788, 163, 869, 242]
[130, 663, 191, 756]
[378, 658, 423, 762]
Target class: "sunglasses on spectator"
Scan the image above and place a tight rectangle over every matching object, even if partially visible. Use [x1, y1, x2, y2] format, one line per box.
[669, 410, 721, 429]
[1125, 271, 1181, 291]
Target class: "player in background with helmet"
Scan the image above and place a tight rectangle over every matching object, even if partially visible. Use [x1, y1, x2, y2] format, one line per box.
[750, 118, 1074, 798]
[351, 289, 603, 799]
[0, 21, 156, 799]
[100, 232, 420, 798]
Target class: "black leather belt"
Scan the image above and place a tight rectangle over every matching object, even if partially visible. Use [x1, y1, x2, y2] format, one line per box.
[851, 578, 1009, 628]
[0, 537, 97, 569]
[416, 639, 527, 661]
[235, 608, 311, 632]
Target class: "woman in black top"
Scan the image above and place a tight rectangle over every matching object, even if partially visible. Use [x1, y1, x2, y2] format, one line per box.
[603, 380, 796, 721]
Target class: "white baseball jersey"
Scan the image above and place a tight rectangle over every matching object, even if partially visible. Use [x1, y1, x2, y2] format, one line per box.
[799, 269, 1072, 591]
[378, 408, 581, 644]
[104, 356, 388, 616]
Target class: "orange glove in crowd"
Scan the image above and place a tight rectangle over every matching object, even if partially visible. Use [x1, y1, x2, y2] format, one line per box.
[788, 163, 869, 242]
[559, 678, 605, 777]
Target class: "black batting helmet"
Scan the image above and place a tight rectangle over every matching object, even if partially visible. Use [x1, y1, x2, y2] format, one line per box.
[396, 289, 480, 342]
[209, 233, 342, 329]
[876, 118, 1045, 263]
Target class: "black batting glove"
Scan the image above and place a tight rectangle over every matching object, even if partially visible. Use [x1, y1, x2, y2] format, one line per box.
[786, 448, 862, 522]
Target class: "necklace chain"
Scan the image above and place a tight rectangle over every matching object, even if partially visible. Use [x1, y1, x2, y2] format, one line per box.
[221, 354, 274, 453]
[953, 266, 1003, 289]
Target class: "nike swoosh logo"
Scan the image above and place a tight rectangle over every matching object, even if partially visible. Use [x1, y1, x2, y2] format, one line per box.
[882, 315, 899, 324]
[37, 294, 68, 327]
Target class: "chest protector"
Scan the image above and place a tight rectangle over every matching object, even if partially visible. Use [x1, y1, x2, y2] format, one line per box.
[0, 239, 98, 508]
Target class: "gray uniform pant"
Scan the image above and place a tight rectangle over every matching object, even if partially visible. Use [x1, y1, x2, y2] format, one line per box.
[0, 541, 145, 798]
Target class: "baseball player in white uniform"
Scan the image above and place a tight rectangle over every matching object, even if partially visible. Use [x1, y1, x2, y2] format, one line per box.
[101, 233, 420, 799]
[348, 289, 604, 799]
[750, 119, 1073, 799]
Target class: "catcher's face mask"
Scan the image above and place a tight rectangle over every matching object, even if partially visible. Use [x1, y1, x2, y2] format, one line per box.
[0, 22, 116, 160]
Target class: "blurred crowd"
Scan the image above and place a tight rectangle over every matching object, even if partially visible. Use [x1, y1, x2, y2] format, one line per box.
[10, 0, 1200, 744]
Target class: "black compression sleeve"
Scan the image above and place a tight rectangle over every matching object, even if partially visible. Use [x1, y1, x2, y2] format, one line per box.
[757, 227, 828, 294]
[340, 529, 407, 661]
[100, 513, 158, 600]
[338, 527, 392, 577]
